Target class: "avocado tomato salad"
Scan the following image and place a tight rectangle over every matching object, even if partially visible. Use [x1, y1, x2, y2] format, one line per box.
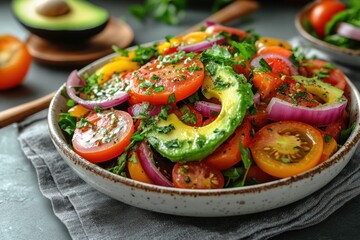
[59, 22, 354, 189]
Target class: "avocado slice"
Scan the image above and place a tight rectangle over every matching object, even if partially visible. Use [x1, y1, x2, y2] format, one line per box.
[292, 76, 344, 104]
[12, 0, 109, 42]
[146, 63, 254, 162]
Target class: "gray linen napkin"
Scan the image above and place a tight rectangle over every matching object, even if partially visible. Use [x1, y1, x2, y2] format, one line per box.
[18, 38, 360, 240]
[17, 110, 360, 240]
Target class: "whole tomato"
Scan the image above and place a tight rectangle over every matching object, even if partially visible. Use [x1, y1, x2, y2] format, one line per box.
[0, 35, 32, 90]
[309, 0, 347, 38]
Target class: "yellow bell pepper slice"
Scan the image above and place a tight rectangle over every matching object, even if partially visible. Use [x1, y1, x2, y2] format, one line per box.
[96, 59, 139, 84]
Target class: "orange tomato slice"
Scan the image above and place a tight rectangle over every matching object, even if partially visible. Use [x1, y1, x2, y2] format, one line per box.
[249, 121, 323, 178]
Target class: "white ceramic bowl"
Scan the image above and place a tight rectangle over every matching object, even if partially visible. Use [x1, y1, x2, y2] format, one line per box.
[295, 2, 360, 67]
[48, 49, 360, 217]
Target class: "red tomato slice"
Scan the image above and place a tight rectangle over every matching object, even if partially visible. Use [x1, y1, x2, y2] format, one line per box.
[245, 166, 276, 185]
[309, 0, 347, 38]
[249, 121, 324, 178]
[173, 104, 203, 127]
[203, 119, 253, 170]
[128, 55, 204, 105]
[72, 110, 134, 163]
[0, 35, 32, 90]
[324, 110, 348, 142]
[172, 161, 224, 189]
[300, 59, 347, 90]
[253, 71, 284, 101]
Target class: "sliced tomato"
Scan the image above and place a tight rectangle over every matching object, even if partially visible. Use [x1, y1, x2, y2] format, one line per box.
[127, 150, 154, 184]
[245, 166, 276, 185]
[319, 132, 338, 164]
[174, 104, 203, 127]
[249, 121, 324, 178]
[246, 104, 269, 131]
[255, 37, 292, 51]
[172, 161, 224, 189]
[309, 0, 347, 38]
[72, 110, 134, 163]
[257, 46, 293, 58]
[205, 25, 246, 39]
[128, 55, 204, 105]
[273, 77, 319, 108]
[253, 71, 284, 101]
[0, 35, 32, 90]
[300, 59, 347, 90]
[255, 46, 294, 75]
[234, 60, 251, 79]
[324, 110, 348, 142]
[203, 119, 253, 170]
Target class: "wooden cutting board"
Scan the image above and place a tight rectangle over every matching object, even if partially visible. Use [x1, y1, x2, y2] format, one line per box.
[26, 17, 134, 67]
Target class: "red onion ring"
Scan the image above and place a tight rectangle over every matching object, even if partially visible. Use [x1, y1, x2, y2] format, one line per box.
[66, 70, 129, 110]
[137, 141, 173, 187]
[250, 53, 299, 75]
[336, 22, 360, 41]
[178, 36, 225, 53]
[194, 101, 221, 118]
[266, 97, 347, 127]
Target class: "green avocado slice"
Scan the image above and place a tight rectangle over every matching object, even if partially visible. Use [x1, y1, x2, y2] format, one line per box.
[12, 0, 109, 31]
[12, 0, 110, 42]
[146, 63, 254, 162]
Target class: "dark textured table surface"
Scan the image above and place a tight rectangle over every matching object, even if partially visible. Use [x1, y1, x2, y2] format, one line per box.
[1, 0, 360, 239]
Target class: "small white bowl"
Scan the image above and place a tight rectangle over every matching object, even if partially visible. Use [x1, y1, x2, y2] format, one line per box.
[48, 48, 360, 217]
[295, 2, 360, 67]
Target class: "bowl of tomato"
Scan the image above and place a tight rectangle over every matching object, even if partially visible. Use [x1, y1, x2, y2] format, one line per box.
[48, 24, 360, 216]
[295, 0, 360, 67]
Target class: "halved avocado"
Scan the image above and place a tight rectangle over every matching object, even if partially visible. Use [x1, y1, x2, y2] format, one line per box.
[12, 0, 109, 42]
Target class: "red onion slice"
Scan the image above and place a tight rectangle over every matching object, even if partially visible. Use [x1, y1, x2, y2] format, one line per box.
[178, 36, 225, 53]
[128, 103, 162, 117]
[250, 53, 299, 75]
[266, 97, 347, 127]
[137, 141, 173, 187]
[336, 22, 360, 41]
[253, 92, 261, 106]
[66, 70, 129, 110]
[194, 101, 221, 118]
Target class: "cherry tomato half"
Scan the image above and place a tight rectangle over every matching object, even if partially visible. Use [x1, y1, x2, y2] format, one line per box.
[203, 118, 253, 170]
[249, 121, 324, 178]
[309, 0, 347, 38]
[0, 35, 32, 90]
[72, 110, 134, 163]
[172, 161, 224, 189]
[128, 55, 204, 105]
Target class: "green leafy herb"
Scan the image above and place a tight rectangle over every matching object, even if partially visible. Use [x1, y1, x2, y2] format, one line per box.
[168, 93, 176, 104]
[231, 41, 256, 60]
[58, 113, 77, 136]
[339, 123, 356, 145]
[107, 152, 128, 176]
[324, 134, 332, 143]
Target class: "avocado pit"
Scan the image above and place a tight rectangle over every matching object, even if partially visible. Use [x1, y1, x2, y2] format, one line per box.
[36, 0, 71, 17]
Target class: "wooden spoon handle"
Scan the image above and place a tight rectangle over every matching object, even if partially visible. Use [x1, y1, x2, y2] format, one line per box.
[0, 92, 55, 127]
[183, 0, 259, 35]
[0, 0, 259, 128]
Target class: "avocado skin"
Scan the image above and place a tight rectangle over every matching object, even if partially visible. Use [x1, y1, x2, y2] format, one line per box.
[146, 63, 254, 162]
[15, 19, 109, 43]
[12, 0, 109, 43]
